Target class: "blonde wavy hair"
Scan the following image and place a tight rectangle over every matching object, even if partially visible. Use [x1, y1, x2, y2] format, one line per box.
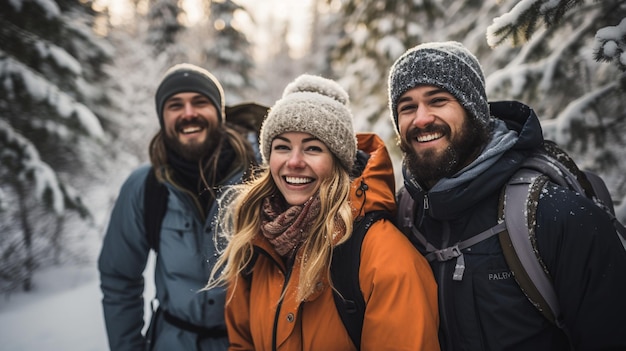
[206, 157, 354, 303]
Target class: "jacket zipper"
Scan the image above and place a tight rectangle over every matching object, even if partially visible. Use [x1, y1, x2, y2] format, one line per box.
[272, 260, 293, 351]
[438, 221, 454, 350]
[416, 193, 429, 229]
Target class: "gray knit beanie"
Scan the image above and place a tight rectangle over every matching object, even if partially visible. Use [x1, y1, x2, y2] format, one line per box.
[388, 41, 490, 135]
[155, 63, 225, 128]
[260, 74, 356, 171]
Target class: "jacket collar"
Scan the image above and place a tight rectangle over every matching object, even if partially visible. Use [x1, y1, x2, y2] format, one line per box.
[350, 133, 398, 219]
[403, 100, 543, 220]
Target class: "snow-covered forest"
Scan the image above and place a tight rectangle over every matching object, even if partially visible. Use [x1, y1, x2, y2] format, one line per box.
[1, 0, 625, 328]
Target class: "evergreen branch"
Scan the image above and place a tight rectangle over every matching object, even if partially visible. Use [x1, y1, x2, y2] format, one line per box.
[593, 18, 626, 71]
[487, 0, 584, 48]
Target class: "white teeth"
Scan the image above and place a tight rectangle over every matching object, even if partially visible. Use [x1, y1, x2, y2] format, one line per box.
[416, 132, 442, 142]
[181, 126, 202, 134]
[285, 176, 313, 184]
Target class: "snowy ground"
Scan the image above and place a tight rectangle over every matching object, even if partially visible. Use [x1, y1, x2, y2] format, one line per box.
[0, 154, 159, 350]
[0, 257, 155, 351]
[0, 161, 155, 351]
[0, 265, 109, 351]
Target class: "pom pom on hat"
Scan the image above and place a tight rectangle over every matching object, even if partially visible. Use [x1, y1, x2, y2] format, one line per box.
[154, 63, 225, 128]
[387, 41, 490, 136]
[260, 74, 356, 171]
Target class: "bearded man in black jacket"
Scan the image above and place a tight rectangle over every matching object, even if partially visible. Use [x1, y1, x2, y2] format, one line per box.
[388, 41, 626, 350]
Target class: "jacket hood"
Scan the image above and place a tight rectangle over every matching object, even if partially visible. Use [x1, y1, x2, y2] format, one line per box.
[404, 100, 544, 220]
[350, 133, 397, 218]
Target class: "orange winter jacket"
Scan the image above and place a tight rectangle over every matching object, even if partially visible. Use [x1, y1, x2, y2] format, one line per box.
[225, 133, 440, 351]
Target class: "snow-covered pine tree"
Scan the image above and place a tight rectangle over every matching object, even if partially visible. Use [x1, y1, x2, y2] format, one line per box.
[328, 0, 444, 141]
[0, 0, 113, 292]
[201, 0, 255, 104]
[486, 0, 626, 221]
[146, 0, 186, 59]
[254, 21, 301, 105]
[318, 0, 625, 217]
[305, 0, 342, 79]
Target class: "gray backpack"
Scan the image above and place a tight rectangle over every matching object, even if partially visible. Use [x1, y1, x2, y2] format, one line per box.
[398, 140, 626, 328]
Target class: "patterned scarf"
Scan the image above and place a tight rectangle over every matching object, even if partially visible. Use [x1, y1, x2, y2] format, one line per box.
[261, 194, 321, 259]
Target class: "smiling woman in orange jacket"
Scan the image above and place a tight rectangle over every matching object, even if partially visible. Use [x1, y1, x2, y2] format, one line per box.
[207, 74, 440, 351]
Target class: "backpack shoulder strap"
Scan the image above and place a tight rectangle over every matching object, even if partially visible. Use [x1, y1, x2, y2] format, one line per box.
[523, 146, 626, 249]
[144, 167, 169, 253]
[330, 210, 393, 350]
[534, 141, 615, 214]
[397, 185, 507, 282]
[582, 170, 626, 248]
[397, 187, 415, 235]
[499, 167, 564, 327]
[397, 187, 435, 251]
[583, 170, 615, 215]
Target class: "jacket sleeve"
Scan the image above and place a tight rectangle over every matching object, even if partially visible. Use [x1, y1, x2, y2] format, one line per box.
[98, 166, 151, 351]
[359, 220, 441, 351]
[225, 276, 254, 351]
[537, 184, 626, 349]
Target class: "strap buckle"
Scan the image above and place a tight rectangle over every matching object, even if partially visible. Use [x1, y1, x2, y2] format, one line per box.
[434, 245, 462, 261]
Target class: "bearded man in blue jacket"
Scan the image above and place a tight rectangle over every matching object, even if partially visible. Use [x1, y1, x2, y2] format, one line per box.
[98, 63, 259, 351]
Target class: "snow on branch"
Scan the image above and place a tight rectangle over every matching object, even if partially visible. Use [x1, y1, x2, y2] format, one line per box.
[33, 41, 82, 75]
[541, 81, 618, 145]
[7, 0, 61, 18]
[487, 0, 582, 48]
[537, 14, 593, 91]
[1, 57, 104, 139]
[0, 119, 65, 214]
[594, 18, 626, 71]
[486, 62, 539, 98]
[486, 14, 594, 97]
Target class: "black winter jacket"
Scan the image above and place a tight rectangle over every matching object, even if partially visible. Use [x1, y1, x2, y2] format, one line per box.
[402, 101, 626, 351]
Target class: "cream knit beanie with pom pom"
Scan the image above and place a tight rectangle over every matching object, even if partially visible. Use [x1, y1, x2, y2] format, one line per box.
[260, 74, 356, 171]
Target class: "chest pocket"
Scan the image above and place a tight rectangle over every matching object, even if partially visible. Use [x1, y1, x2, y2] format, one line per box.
[459, 233, 519, 295]
[160, 204, 195, 240]
[457, 235, 546, 349]
[158, 206, 208, 275]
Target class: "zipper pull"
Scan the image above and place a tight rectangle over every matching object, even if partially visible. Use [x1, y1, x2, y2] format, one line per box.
[423, 195, 429, 210]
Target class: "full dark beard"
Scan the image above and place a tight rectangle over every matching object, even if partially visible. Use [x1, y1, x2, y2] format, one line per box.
[165, 118, 221, 161]
[401, 117, 487, 188]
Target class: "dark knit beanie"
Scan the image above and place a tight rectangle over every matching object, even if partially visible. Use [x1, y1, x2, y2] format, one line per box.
[155, 63, 225, 128]
[260, 74, 356, 171]
[388, 41, 490, 135]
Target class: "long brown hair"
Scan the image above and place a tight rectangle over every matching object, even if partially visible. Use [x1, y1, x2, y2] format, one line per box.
[148, 122, 257, 203]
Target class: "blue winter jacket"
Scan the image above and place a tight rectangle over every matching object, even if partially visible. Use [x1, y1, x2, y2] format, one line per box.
[98, 163, 243, 351]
